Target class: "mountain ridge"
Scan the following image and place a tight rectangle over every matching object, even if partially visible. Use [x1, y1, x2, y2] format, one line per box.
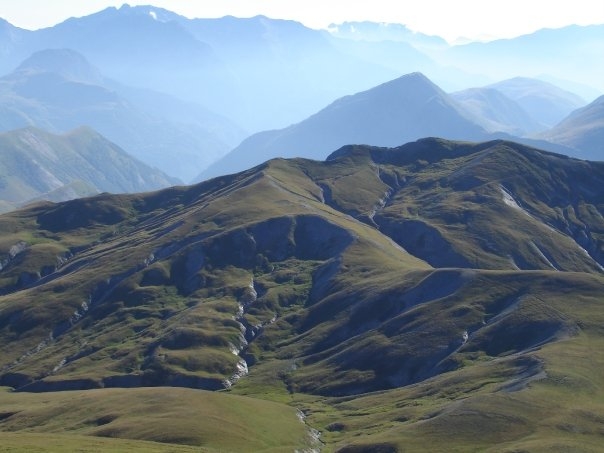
[198, 72, 590, 181]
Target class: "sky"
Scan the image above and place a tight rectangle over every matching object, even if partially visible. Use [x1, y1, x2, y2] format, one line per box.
[0, 0, 603, 43]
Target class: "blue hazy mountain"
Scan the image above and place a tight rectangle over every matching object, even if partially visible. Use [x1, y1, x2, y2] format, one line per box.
[198, 72, 585, 181]
[0, 6, 398, 131]
[0, 18, 29, 62]
[196, 72, 487, 180]
[486, 77, 586, 127]
[175, 14, 400, 130]
[326, 21, 448, 51]
[442, 25, 604, 95]
[537, 74, 603, 103]
[0, 49, 246, 181]
[451, 87, 545, 135]
[541, 96, 604, 161]
[0, 7, 602, 133]
[25, 6, 231, 106]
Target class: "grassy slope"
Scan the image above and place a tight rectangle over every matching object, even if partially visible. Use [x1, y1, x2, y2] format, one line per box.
[315, 139, 604, 272]
[294, 271, 604, 452]
[0, 139, 603, 451]
[0, 386, 309, 452]
[0, 159, 428, 389]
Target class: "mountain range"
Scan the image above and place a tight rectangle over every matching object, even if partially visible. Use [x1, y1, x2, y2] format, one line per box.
[450, 76, 588, 135]
[198, 72, 596, 181]
[0, 10, 600, 208]
[0, 45, 597, 189]
[486, 77, 586, 127]
[0, 6, 603, 451]
[0, 6, 399, 132]
[0, 138, 603, 451]
[0, 6, 602, 133]
[451, 86, 544, 135]
[198, 73, 486, 180]
[438, 24, 604, 96]
[0, 48, 246, 182]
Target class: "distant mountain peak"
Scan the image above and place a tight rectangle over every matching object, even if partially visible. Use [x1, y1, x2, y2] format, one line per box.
[493, 76, 582, 94]
[364, 71, 453, 105]
[357, 72, 441, 98]
[75, 3, 186, 27]
[327, 20, 448, 49]
[14, 48, 103, 84]
[197, 72, 486, 181]
[115, 3, 184, 22]
[487, 77, 586, 127]
[395, 71, 434, 84]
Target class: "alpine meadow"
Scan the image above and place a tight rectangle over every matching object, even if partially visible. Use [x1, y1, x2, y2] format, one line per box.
[0, 3, 602, 452]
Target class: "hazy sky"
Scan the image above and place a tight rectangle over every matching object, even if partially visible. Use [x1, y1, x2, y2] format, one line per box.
[1, 0, 603, 42]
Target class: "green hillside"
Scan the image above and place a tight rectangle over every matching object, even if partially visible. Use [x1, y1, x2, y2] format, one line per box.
[0, 138, 602, 451]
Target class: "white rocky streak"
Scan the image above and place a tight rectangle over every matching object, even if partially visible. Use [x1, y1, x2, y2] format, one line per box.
[224, 278, 279, 389]
[508, 255, 521, 270]
[224, 279, 256, 388]
[70, 297, 91, 325]
[222, 358, 249, 388]
[368, 189, 392, 221]
[244, 278, 257, 305]
[529, 241, 559, 271]
[296, 409, 322, 453]
[143, 253, 155, 267]
[499, 185, 558, 235]
[500, 185, 527, 213]
[9, 241, 27, 258]
[52, 358, 67, 373]
[576, 243, 604, 272]
[1, 241, 28, 271]
[1, 332, 54, 372]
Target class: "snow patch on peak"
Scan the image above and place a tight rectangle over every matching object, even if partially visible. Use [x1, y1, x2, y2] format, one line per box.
[149, 10, 157, 20]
